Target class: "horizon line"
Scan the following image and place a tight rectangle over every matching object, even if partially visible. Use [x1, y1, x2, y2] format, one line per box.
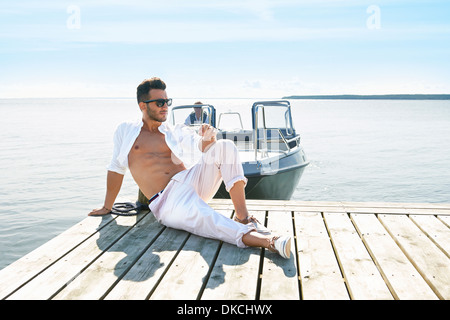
[283, 94, 450, 100]
[2, 94, 450, 100]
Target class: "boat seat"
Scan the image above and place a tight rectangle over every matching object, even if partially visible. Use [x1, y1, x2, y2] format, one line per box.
[218, 130, 253, 142]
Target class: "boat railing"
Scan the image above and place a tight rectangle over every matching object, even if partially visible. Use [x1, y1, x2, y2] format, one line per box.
[276, 128, 295, 151]
[217, 128, 295, 157]
[217, 112, 244, 129]
[172, 103, 299, 161]
[254, 129, 299, 153]
[253, 104, 298, 160]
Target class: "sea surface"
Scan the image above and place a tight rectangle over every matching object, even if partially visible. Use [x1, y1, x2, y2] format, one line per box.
[1, 98, 450, 269]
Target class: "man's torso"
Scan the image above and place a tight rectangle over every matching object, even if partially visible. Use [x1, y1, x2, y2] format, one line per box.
[128, 128, 186, 199]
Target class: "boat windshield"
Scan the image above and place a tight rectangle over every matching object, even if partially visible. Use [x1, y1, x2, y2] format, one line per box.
[170, 101, 299, 160]
[255, 105, 293, 135]
[170, 105, 215, 127]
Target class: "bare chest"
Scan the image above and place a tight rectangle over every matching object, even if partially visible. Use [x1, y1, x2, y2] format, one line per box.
[129, 130, 171, 160]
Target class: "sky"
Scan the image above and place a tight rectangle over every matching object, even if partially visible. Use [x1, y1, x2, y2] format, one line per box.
[1, 0, 450, 98]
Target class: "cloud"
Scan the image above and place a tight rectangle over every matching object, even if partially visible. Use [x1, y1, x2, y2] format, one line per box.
[244, 80, 262, 89]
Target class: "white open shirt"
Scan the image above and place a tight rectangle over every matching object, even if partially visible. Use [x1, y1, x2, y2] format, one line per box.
[107, 120, 203, 175]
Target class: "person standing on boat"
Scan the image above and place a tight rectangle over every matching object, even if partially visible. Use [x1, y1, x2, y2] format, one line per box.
[88, 77, 291, 259]
[184, 101, 209, 125]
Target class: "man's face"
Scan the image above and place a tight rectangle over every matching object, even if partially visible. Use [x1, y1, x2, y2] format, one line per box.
[194, 107, 202, 117]
[143, 89, 169, 123]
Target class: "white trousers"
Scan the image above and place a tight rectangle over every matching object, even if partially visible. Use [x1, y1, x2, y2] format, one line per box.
[149, 139, 255, 248]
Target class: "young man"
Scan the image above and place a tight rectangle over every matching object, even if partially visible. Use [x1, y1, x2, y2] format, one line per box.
[89, 77, 291, 258]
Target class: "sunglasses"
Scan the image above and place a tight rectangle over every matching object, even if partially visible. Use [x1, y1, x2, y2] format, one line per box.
[143, 98, 172, 108]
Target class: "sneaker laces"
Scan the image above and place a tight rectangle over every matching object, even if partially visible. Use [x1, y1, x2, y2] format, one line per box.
[234, 215, 261, 225]
[267, 236, 280, 253]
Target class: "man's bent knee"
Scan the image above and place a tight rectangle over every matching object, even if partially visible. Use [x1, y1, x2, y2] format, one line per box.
[217, 139, 239, 163]
[203, 139, 239, 166]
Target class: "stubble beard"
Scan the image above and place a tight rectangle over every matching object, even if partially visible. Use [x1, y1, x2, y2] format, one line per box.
[146, 105, 167, 123]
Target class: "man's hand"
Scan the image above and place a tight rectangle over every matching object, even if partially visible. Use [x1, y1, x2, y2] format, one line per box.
[199, 124, 217, 141]
[88, 206, 111, 216]
[199, 124, 217, 152]
[88, 171, 124, 216]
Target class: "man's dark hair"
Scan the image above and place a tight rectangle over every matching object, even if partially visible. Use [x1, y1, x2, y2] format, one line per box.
[136, 77, 166, 103]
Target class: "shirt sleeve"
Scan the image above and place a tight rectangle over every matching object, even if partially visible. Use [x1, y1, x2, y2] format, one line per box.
[106, 124, 127, 175]
[180, 125, 203, 153]
[168, 124, 202, 167]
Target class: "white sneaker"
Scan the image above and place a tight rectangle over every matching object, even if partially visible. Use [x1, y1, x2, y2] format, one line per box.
[269, 235, 291, 259]
[234, 215, 271, 235]
[249, 217, 271, 235]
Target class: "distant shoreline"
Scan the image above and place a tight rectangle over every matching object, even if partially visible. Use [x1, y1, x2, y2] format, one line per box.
[282, 94, 450, 100]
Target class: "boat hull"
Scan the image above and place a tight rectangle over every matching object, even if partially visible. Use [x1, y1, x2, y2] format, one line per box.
[214, 148, 309, 200]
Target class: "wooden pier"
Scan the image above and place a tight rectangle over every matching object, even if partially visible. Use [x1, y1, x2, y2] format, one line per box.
[0, 199, 449, 300]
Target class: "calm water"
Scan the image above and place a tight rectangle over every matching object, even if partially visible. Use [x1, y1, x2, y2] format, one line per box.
[1, 98, 450, 269]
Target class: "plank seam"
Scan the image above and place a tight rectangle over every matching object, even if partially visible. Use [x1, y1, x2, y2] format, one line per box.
[321, 212, 352, 299]
[349, 213, 399, 300]
[291, 210, 303, 300]
[48, 212, 150, 300]
[409, 216, 450, 259]
[2, 214, 122, 300]
[145, 232, 192, 300]
[377, 215, 445, 300]
[255, 210, 269, 300]
[99, 224, 167, 300]
[197, 209, 236, 300]
[437, 216, 450, 228]
[196, 241, 224, 300]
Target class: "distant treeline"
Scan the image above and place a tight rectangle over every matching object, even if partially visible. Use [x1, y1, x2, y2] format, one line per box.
[282, 94, 450, 100]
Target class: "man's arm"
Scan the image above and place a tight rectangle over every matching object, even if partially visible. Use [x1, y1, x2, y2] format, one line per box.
[88, 170, 124, 216]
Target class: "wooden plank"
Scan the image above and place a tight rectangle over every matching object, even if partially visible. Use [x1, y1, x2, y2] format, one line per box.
[351, 214, 438, 300]
[210, 199, 346, 213]
[211, 199, 450, 212]
[342, 207, 408, 215]
[405, 208, 450, 216]
[103, 227, 190, 300]
[0, 214, 115, 299]
[149, 235, 221, 300]
[150, 209, 233, 300]
[211, 202, 450, 215]
[323, 212, 393, 300]
[2, 199, 449, 300]
[342, 201, 450, 210]
[379, 214, 450, 299]
[210, 203, 347, 213]
[211, 199, 345, 207]
[52, 213, 165, 300]
[341, 201, 412, 208]
[294, 211, 349, 300]
[409, 215, 450, 257]
[201, 211, 265, 300]
[7, 213, 145, 300]
[259, 210, 299, 300]
[438, 215, 450, 227]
